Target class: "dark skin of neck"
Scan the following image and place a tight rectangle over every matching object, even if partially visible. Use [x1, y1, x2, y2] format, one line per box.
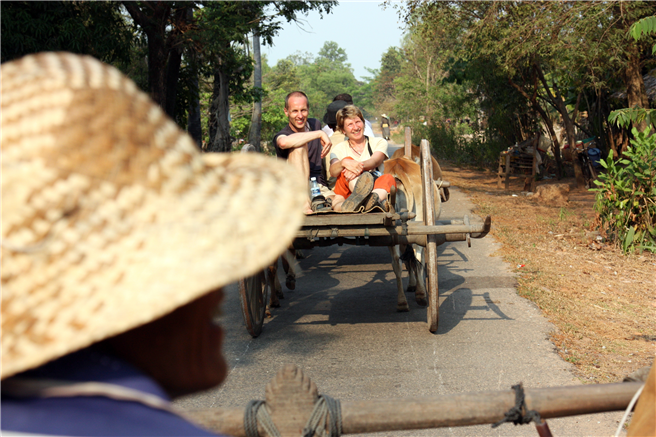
[104, 289, 227, 399]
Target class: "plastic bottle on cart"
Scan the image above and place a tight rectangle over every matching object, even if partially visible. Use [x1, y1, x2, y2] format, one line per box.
[310, 177, 321, 199]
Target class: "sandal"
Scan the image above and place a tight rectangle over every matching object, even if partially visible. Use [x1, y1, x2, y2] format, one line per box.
[311, 195, 329, 212]
[364, 192, 389, 212]
[341, 172, 374, 212]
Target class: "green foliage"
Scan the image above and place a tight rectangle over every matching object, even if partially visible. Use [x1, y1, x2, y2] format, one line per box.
[608, 14, 656, 132]
[411, 121, 506, 167]
[371, 47, 403, 116]
[608, 107, 656, 130]
[630, 15, 656, 53]
[1, 1, 135, 65]
[317, 41, 348, 64]
[392, 0, 656, 171]
[592, 127, 656, 253]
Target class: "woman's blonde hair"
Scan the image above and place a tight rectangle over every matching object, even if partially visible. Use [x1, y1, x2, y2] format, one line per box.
[336, 105, 365, 132]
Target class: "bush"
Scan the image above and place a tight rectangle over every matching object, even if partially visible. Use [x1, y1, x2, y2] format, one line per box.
[411, 122, 506, 168]
[592, 127, 656, 253]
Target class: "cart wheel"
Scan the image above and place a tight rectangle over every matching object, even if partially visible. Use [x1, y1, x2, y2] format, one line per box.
[238, 269, 269, 338]
[420, 140, 439, 333]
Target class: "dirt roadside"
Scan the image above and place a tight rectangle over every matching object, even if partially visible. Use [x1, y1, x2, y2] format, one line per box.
[440, 163, 656, 383]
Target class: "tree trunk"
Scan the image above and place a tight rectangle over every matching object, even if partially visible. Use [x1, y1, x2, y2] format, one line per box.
[534, 64, 579, 184]
[123, 2, 171, 110]
[624, 45, 649, 133]
[187, 56, 202, 149]
[509, 78, 563, 179]
[208, 63, 232, 153]
[147, 38, 169, 110]
[248, 31, 262, 152]
[165, 44, 182, 120]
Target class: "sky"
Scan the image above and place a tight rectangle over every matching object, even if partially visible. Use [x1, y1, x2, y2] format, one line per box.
[263, 1, 407, 82]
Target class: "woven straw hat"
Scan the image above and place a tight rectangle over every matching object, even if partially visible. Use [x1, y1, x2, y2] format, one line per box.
[1, 53, 306, 379]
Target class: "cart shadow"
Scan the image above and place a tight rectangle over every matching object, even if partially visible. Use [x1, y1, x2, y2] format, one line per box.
[436, 245, 516, 334]
[261, 244, 515, 337]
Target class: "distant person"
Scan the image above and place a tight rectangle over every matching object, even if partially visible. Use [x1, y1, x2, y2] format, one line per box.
[329, 105, 396, 212]
[331, 93, 375, 138]
[274, 91, 333, 213]
[1, 52, 306, 436]
[380, 114, 391, 140]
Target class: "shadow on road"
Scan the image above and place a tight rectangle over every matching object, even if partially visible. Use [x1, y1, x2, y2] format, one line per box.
[256, 244, 516, 340]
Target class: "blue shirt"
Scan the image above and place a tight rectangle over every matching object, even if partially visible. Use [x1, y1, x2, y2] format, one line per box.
[1, 346, 220, 436]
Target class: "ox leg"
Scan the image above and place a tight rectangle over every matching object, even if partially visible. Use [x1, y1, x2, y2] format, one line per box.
[266, 262, 282, 318]
[404, 259, 417, 293]
[282, 249, 296, 291]
[413, 246, 428, 307]
[388, 245, 410, 312]
[400, 245, 417, 294]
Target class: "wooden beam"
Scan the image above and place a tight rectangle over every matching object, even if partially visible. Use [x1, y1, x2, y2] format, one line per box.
[303, 212, 401, 227]
[404, 126, 412, 157]
[296, 220, 491, 239]
[186, 365, 643, 436]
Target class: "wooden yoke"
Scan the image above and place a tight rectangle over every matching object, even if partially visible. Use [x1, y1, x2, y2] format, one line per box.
[186, 364, 643, 436]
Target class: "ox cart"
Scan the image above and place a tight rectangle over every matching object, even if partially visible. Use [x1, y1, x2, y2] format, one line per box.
[239, 133, 491, 337]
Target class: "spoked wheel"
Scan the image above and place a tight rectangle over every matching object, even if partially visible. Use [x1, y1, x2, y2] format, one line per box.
[238, 269, 269, 338]
[420, 140, 439, 333]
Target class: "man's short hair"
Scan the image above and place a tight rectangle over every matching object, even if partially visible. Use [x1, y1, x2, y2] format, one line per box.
[333, 93, 353, 105]
[336, 105, 364, 131]
[285, 91, 309, 109]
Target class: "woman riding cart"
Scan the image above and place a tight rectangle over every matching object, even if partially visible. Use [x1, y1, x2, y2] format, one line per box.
[329, 105, 396, 212]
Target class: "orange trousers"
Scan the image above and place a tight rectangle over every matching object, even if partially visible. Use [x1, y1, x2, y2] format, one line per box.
[334, 158, 396, 198]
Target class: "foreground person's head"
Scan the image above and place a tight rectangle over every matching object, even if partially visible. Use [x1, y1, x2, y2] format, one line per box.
[1, 52, 306, 396]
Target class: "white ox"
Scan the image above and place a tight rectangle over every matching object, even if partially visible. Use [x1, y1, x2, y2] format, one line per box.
[384, 154, 442, 312]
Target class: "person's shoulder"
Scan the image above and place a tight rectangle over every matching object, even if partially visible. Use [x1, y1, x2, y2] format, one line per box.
[274, 125, 293, 137]
[308, 118, 321, 131]
[273, 125, 293, 148]
[369, 136, 388, 149]
[1, 395, 219, 437]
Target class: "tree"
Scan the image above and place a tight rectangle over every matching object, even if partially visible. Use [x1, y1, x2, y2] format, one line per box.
[609, 14, 656, 131]
[372, 47, 403, 117]
[122, 1, 196, 117]
[248, 31, 263, 151]
[317, 41, 348, 64]
[1, 1, 134, 65]
[199, 1, 336, 152]
[397, 0, 656, 174]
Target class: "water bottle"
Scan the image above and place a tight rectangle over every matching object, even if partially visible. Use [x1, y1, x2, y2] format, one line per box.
[310, 177, 321, 199]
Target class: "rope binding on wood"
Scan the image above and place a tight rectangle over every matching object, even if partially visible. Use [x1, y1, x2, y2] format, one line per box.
[303, 395, 342, 437]
[492, 383, 543, 428]
[244, 395, 342, 437]
[244, 400, 280, 437]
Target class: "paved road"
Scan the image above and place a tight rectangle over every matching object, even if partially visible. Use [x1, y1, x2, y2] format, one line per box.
[176, 179, 625, 436]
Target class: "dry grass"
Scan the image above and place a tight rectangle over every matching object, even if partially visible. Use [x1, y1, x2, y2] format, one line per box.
[441, 163, 656, 383]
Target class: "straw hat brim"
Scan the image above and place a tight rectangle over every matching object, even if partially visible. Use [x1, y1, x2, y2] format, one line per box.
[1, 53, 306, 379]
